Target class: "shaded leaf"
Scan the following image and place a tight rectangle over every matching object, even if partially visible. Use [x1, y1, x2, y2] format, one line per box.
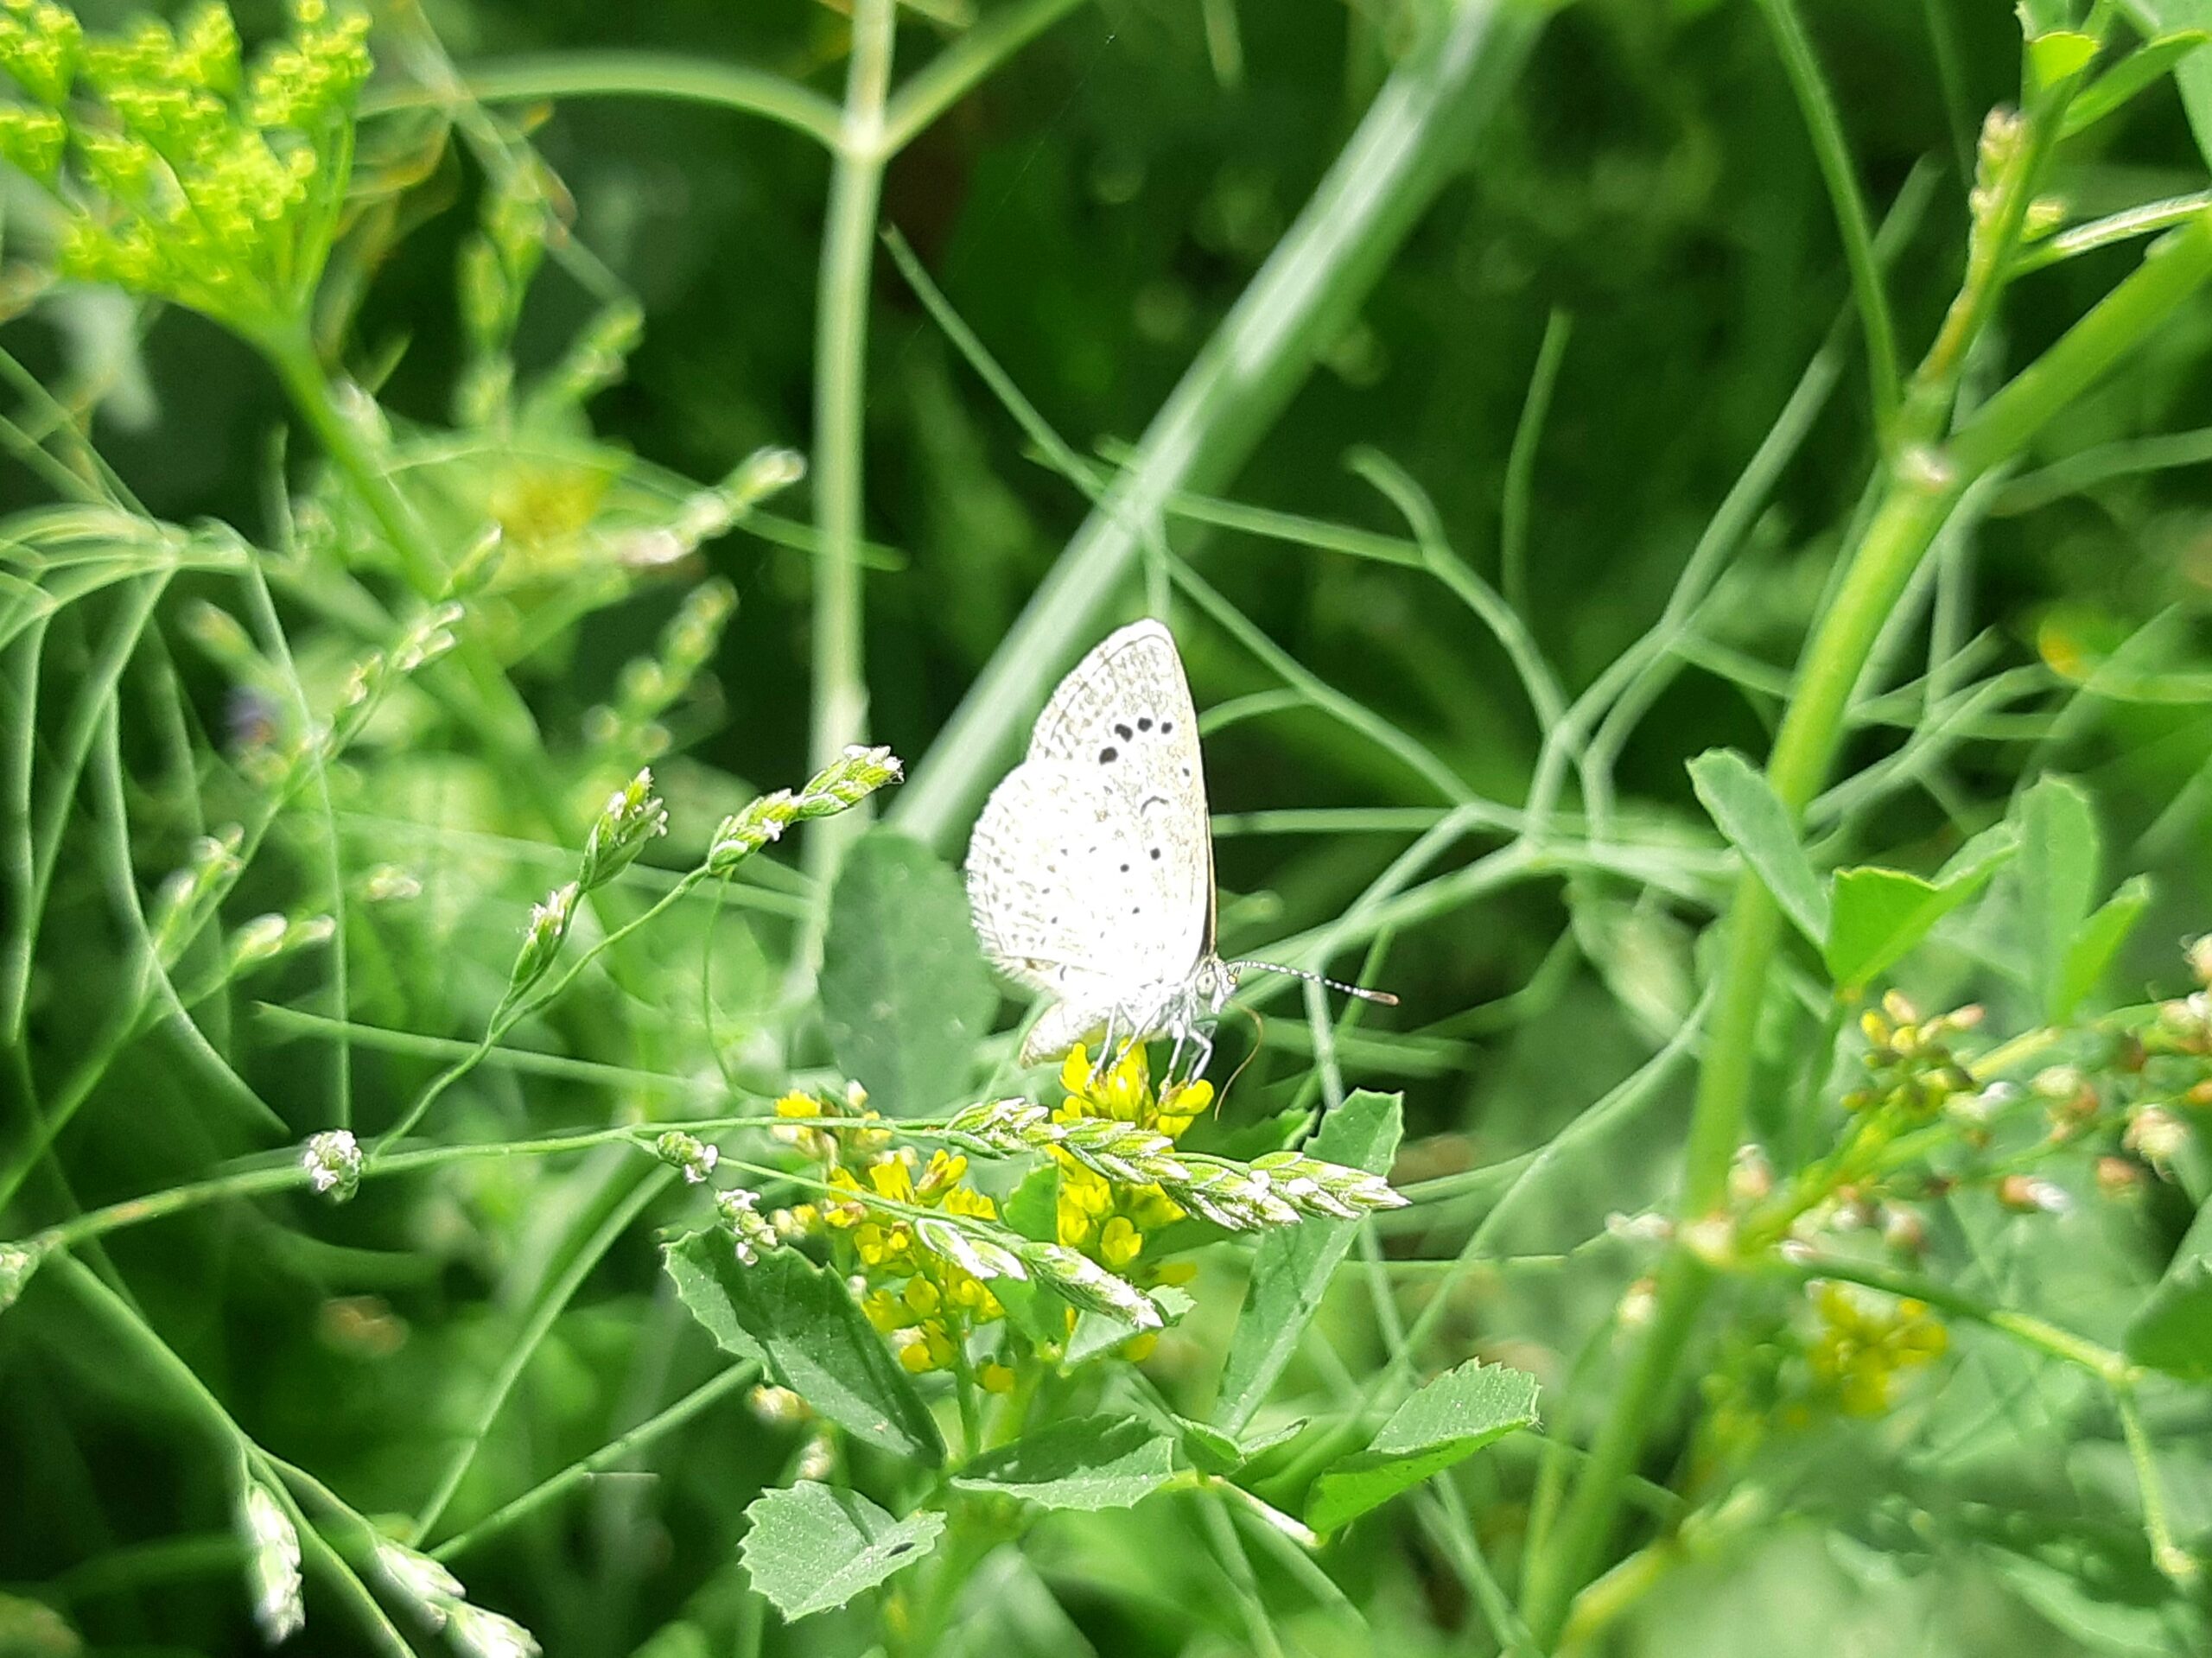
[2018, 775, 2101, 1020]
[1688, 748, 1827, 946]
[2064, 30, 2210, 136]
[821, 829, 995, 1116]
[1825, 828, 2014, 992]
[952, 1416, 1178, 1510]
[1306, 1360, 1540, 1532]
[739, 1483, 945, 1620]
[664, 1232, 943, 1463]
[1214, 1092, 1402, 1433]
[2060, 874, 2152, 1015]
[1066, 1284, 1192, 1367]
[2126, 1255, 2212, 1382]
[1163, 1412, 1305, 1477]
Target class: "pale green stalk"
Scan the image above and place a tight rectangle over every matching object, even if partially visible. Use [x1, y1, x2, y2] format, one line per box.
[893, 0, 1544, 848]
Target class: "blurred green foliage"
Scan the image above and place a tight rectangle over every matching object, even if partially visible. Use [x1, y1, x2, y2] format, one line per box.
[4, 0, 2212, 1655]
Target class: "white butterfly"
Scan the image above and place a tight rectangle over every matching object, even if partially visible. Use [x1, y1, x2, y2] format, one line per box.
[965, 619, 1392, 1082]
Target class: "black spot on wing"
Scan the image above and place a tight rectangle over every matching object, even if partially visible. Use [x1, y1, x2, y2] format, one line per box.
[1100, 746, 1118, 764]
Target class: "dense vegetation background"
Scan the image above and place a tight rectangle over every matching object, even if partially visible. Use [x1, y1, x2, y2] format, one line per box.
[4, 0, 2212, 1654]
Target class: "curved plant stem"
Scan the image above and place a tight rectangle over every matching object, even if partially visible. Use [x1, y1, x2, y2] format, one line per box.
[893, 0, 1545, 849]
[361, 51, 844, 149]
[801, 0, 897, 913]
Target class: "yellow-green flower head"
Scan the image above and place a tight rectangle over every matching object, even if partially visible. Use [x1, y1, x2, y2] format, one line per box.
[0, 0, 84, 107]
[823, 1148, 1008, 1377]
[1806, 1281, 1947, 1417]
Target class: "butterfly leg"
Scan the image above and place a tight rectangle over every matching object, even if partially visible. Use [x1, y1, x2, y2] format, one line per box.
[1090, 1006, 1122, 1087]
[1185, 1022, 1216, 1088]
[1164, 1022, 1190, 1090]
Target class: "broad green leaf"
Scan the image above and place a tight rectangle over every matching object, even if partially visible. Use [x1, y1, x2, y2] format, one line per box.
[664, 1232, 943, 1464]
[738, 1482, 945, 1620]
[1824, 829, 2014, 992]
[951, 1416, 1178, 1510]
[1306, 1360, 1541, 1532]
[2063, 31, 2210, 136]
[1214, 1092, 1402, 1433]
[1688, 749, 1827, 946]
[2018, 775, 2101, 1020]
[2059, 874, 2152, 1015]
[820, 829, 995, 1116]
[2027, 28, 2101, 90]
[2126, 1255, 2212, 1382]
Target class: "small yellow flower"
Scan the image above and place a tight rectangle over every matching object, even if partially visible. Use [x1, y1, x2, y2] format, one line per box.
[980, 1363, 1016, 1394]
[1099, 1217, 1142, 1271]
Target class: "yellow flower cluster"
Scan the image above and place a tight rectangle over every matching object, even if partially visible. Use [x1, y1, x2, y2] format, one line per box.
[1051, 1045, 1211, 1346]
[774, 1093, 1013, 1390]
[0, 0, 372, 330]
[1804, 1281, 1948, 1417]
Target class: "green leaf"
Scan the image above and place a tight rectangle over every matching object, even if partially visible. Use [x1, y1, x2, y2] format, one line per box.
[951, 1416, 1179, 1510]
[2126, 1255, 2212, 1382]
[2018, 775, 2101, 1020]
[1160, 1412, 1306, 1476]
[1688, 748, 1827, 946]
[820, 829, 996, 1116]
[2158, 0, 2212, 165]
[1214, 1091, 1402, 1434]
[2060, 874, 2152, 1015]
[1823, 828, 2014, 992]
[738, 1482, 946, 1620]
[1066, 1284, 1192, 1367]
[2027, 28, 2101, 90]
[664, 1232, 943, 1464]
[1305, 1359, 1540, 1532]
[2063, 31, 2210, 136]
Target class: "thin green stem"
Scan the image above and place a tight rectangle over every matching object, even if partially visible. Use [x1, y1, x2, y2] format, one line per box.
[362, 51, 844, 149]
[2115, 1383, 2200, 1588]
[371, 868, 709, 1156]
[412, 1171, 672, 1541]
[259, 327, 442, 595]
[880, 0, 1090, 156]
[1500, 307, 1571, 617]
[432, 1363, 760, 1562]
[800, 0, 897, 913]
[1751, 0, 1900, 435]
[2014, 189, 2212, 273]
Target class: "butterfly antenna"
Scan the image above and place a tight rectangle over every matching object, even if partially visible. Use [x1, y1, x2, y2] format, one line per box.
[1224, 960, 1399, 1007]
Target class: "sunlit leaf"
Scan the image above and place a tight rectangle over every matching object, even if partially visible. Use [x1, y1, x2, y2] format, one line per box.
[1214, 1092, 1402, 1433]
[951, 1416, 1178, 1510]
[739, 1483, 944, 1619]
[1306, 1360, 1540, 1532]
[664, 1232, 943, 1464]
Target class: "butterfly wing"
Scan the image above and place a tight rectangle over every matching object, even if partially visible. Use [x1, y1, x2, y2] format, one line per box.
[1025, 619, 1214, 968]
[966, 759, 1198, 989]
